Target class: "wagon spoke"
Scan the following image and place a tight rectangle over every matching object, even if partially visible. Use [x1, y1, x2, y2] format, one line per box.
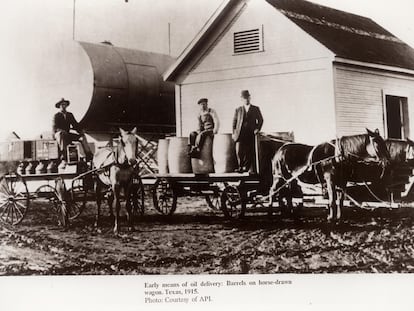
[13, 203, 24, 219]
[13, 204, 21, 224]
[0, 202, 10, 218]
[13, 196, 28, 202]
[15, 201, 27, 214]
[220, 185, 245, 219]
[68, 184, 86, 220]
[0, 197, 8, 207]
[152, 178, 177, 215]
[0, 180, 10, 196]
[5, 202, 12, 222]
[7, 178, 15, 195]
[9, 203, 14, 224]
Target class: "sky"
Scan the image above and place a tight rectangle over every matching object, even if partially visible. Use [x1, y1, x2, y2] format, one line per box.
[0, 0, 413, 140]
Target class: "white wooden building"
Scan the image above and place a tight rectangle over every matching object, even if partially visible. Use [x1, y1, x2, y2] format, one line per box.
[164, 0, 414, 144]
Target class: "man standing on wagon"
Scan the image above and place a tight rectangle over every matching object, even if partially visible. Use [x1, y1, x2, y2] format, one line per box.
[232, 90, 263, 173]
[53, 98, 92, 161]
[188, 98, 220, 158]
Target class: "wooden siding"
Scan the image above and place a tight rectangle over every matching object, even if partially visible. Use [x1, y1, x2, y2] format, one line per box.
[334, 65, 414, 137]
[180, 66, 336, 144]
[177, 0, 337, 144]
[193, 0, 333, 75]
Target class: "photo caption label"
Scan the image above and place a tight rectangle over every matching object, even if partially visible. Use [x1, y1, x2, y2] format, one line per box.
[144, 278, 292, 305]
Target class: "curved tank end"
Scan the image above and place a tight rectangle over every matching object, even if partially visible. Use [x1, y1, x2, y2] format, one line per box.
[78, 41, 176, 134]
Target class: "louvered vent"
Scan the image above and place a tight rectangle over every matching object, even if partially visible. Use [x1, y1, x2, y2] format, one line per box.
[233, 28, 263, 54]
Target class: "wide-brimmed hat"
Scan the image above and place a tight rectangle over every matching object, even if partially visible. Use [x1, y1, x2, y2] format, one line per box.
[241, 90, 250, 99]
[55, 98, 70, 108]
[198, 98, 208, 104]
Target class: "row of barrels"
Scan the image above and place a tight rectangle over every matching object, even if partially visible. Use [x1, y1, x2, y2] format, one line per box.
[15, 160, 75, 175]
[157, 134, 237, 174]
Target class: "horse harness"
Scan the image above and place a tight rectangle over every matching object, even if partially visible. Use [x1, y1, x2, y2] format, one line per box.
[97, 139, 139, 179]
[273, 136, 385, 195]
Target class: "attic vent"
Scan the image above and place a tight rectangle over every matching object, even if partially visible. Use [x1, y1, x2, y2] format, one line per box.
[233, 28, 263, 54]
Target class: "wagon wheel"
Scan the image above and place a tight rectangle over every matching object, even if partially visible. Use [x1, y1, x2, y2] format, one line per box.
[35, 185, 66, 226]
[130, 176, 145, 216]
[205, 194, 221, 211]
[69, 178, 87, 220]
[152, 178, 177, 215]
[0, 174, 29, 225]
[53, 177, 69, 227]
[220, 184, 246, 219]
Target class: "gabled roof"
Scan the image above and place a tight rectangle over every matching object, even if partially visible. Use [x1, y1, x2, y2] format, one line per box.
[164, 0, 414, 82]
[267, 0, 414, 71]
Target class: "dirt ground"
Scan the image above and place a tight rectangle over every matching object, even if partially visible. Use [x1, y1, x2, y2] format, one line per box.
[1, 191, 414, 275]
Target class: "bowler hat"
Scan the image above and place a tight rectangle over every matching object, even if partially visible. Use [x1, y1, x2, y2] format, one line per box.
[55, 98, 70, 108]
[241, 90, 250, 98]
[198, 98, 208, 104]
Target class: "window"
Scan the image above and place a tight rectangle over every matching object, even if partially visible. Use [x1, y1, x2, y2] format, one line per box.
[233, 27, 263, 55]
[384, 94, 409, 139]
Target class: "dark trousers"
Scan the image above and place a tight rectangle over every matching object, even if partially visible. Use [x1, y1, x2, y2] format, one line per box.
[54, 130, 92, 161]
[235, 134, 256, 173]
[189, 130, 214, 150]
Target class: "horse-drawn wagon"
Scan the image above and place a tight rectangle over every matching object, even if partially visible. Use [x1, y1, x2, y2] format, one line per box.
[0, 154, 93, 227]
[0, 129, 145, 232]
[147, 129, 414, 223]
[146, 133, 292, 219]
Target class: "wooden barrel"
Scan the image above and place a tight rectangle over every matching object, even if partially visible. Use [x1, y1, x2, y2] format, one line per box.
[213, 134, 237, 173]
[191, 135, 214, 174]
[157, 138, 170, 174]
[167, 137, 192, 174]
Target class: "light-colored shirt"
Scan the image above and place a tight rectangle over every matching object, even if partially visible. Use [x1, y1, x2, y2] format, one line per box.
[198, 108, 220, 133]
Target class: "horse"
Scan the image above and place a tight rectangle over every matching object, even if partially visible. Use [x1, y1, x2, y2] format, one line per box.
[386, 138, 414, 164]
[268, 128, 390, 222]
[93, 128, 139, 234]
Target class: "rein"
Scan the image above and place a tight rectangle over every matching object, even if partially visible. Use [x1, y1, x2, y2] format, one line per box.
[96, 138, 139, 178]
[271, 153, 338, 197]
[111, 138, 139, 168]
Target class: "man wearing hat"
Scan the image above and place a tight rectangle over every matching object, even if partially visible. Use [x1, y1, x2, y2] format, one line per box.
[53, 98, 92, 161]
[188, 98, 220, 158]
[232, 90, 263, 173]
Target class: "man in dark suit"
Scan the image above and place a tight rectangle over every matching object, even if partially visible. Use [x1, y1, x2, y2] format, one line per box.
[232, 90, 263, 173]
[53, 98, 92, 161]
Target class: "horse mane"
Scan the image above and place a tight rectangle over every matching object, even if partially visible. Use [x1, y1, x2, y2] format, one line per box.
[337, 134, 369, 159]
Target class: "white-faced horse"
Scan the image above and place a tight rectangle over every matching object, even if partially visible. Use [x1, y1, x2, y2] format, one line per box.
[93, 128, 139, 234]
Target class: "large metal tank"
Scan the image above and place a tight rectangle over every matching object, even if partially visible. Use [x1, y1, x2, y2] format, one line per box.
[78, 41, 176, 134]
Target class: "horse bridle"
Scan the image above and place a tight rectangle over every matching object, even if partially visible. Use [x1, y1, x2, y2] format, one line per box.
[405, 142, 414, 161]
[112, 136, 139, 168]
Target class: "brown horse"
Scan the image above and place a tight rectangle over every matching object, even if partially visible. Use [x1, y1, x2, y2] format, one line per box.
[269, 129, 390, 222]
[386, 138, 414, 164]
[93, 128, 139, 234]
